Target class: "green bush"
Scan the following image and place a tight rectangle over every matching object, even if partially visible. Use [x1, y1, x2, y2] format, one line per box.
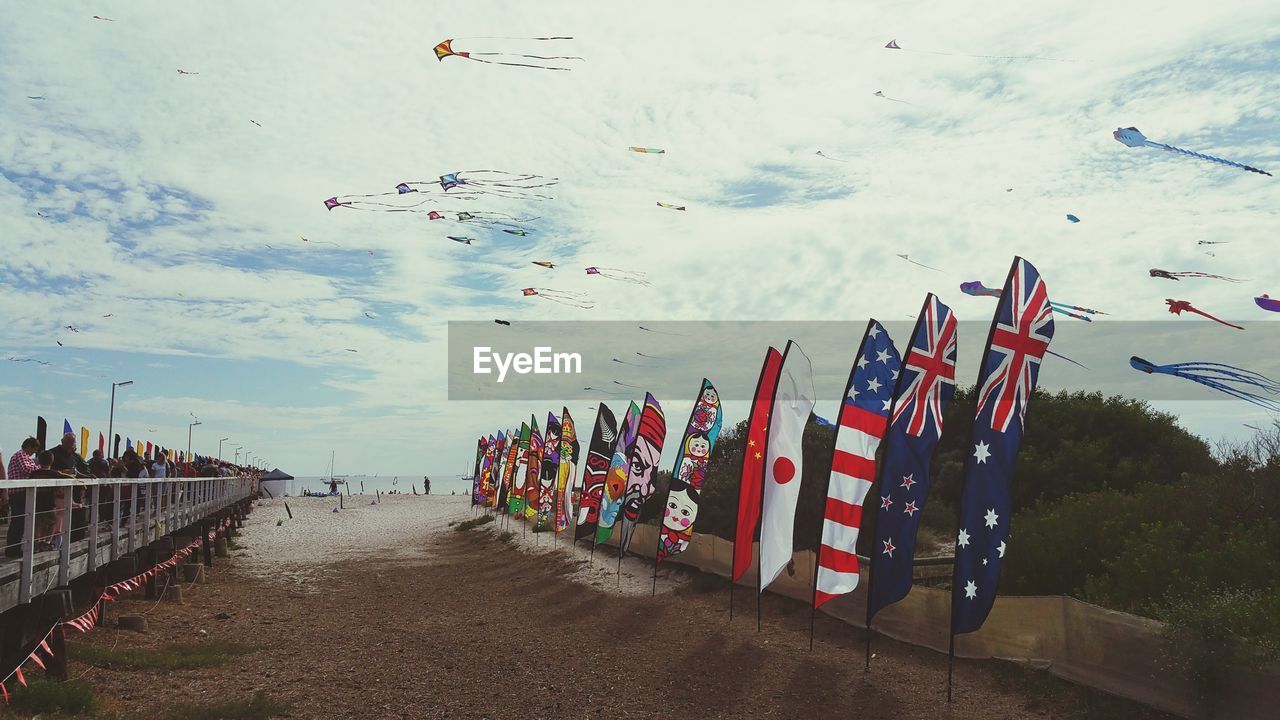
[497, 531, 515, 543]
[453, 515, 495, 532]
[169, 689, 288, 720]
[73, 641, 256, 672]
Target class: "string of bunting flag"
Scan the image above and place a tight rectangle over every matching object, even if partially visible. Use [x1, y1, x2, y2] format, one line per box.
[0, 517, 235, 704]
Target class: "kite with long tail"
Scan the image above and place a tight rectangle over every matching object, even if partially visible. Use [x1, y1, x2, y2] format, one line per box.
[1149, 269, 1244, 282]
[434, 37, 582, 71]
[1130, 357, 1280, 412]
[629, 147, 665, 154]
[1256, 294, 1280, 313]
[884, 38, 1075, 62]
[1166, 298, 1243, 330]
[896, 254, 943, 273]
[961, 281, 1106, 321]
[522, 288, 594, 309]
[585, 266, 651, 286]
[873, 90, 910, 104]
[656, 201, 686, 211]
[1113, 127, 1271, 176]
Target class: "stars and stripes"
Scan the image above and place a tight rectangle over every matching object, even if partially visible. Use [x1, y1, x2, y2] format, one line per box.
[867, 294, 959, 624]
[951, 258, 1055, 636]
[814, 321, 899, 607]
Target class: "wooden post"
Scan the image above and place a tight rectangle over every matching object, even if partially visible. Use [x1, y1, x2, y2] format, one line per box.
[43, 589, 71, 681]
[18, 487, 36, 605]
[142, 546, 157, 600]
[88, 484, 101, 572]
[58, 491, 72, 587]
[202, 521, 214, 567]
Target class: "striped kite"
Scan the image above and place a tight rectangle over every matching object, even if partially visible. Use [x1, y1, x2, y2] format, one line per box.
[1114, 127, 1272, 176]
[656, 201, 686, 211]
[962, 281, 1105, 321]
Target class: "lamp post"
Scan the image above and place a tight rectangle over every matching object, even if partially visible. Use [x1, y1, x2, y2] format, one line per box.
[218, 437, 230, 461]
[187, 416, 202, 461]
[107, 380, 134, 459]
[234, 447, 242, 465]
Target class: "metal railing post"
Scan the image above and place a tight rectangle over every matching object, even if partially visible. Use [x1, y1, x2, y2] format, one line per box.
[111, 479, 120, 561]
[58, 489, 71, 586]
[88, 484, 100, 572]
[18, 487, 36, 604]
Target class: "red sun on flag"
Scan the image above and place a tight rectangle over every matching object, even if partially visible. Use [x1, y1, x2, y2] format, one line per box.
[773, 456, 796, 484]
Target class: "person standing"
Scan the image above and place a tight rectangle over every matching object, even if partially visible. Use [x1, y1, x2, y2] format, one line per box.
[4, 438, 41, 555]
[423, 476, 431, 495]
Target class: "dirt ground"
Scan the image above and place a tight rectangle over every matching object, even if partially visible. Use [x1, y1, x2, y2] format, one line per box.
[28, 517, 1181, 720]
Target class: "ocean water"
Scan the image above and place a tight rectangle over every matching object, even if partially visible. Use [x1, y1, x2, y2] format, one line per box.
[278, 475, 473, 497]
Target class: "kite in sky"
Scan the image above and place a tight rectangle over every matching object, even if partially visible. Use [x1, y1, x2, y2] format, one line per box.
[1198, 240, 1231, 245]
[435, 171, 557, 199]
[1066, 214, 1080, 223]
[873, 90, 910, 104]
[434, 37, 582, 71]
[532, 261, 556, 269]
[522, 288, 594, 309]
[250, 120, 262, 127]
[448, 236, 475, 245]
[27, 96, 45, 100]
[656, 201, 686, 211]
[1130, 357, 1280, 412]
[301, 236, 339, 247]
[897, 254, 942, 273]
[815, 150, 848, 162]
[503, 228, 528, 236]
[585, 266, 651, 286]
[1165, 298, 1243, 330]
[884, 38, 1075, 61]
[638, 324, 689, 337]
[344, 348, 359, 353]
[628, 147, 665, 154]
[324, 194, 440, 212]
[177, 69, 198, 75]
[961, 281, 1106, 321]
[1256, 294, 1280, 312]
[494, 319, 511, 326]
[7, 357, 50, 365]
[1113, 127, 1272, 176]
[1149, 268, 1244, 282]
[92, 15, 114, 21]
[64, 325, 80, 333]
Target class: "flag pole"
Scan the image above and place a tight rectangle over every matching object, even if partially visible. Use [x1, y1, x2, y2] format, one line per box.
[946, 631, 956, 702]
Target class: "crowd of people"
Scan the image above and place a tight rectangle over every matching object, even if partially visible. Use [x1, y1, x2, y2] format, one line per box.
[1, 431, 253, 557]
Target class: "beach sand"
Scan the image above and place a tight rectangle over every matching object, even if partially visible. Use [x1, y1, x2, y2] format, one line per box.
[46, 496, 1175, 719]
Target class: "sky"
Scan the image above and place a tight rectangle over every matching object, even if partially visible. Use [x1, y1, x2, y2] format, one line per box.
[1, 1, 1277, 478]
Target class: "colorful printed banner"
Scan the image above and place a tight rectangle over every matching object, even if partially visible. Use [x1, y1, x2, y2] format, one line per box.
[535, 412, 562, 529]
[556, 408, 580, 533]
[617, 393, 666, 555]
[732, 347, 783, 583]
[596, 401, 640, 544]
[657, 379, 722, 563]
[574, 405, 617, 542]
[510, 422, 532, 516]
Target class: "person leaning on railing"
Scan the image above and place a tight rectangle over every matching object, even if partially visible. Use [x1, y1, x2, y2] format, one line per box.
[4, 438, 42, 557]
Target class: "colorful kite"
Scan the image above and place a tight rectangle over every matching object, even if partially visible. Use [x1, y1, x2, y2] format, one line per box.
[532, 261, 556, 269]
[628, 147, 665, 154]
[434, 37, 582, 71]
[1165, 298, 1243, 330]
[436, 171, 557, 199]
[1130, 357, 1280, 412]
[1113, 127, 1271, 176]
[961, 281, 1106, 321]
[656, 380, 722, 564]
[448, 236, 475, 245]
[1066, 214, 1080, 223]
[575, 405, 617, 543]
[656, 201, 686, 211]
[323, 194, 439, 212]
[521, 288, 594, 309]
[897, 254, 943, 273]
[617, 393, 666, 555]
[1148, 268, 1243, 282]
[884, 38, 1074, 61]
[1256, 294, 1280, 312]
[503, 228, 529, 236]
[585, 266, 650, 286]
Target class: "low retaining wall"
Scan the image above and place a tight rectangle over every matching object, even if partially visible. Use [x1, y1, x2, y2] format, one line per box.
[604, 524, 1280, 720]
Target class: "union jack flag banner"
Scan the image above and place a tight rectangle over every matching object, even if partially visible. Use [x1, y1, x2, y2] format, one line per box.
[951, 257, 1054, 634]
[866, 294, 958, 623]
[813, 320, 900, 607]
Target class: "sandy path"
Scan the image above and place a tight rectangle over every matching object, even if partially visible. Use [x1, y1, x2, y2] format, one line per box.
[50, 500, 1174, 720]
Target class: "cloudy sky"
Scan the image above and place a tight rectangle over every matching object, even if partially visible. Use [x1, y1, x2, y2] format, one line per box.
[1, 1, 1277, 478]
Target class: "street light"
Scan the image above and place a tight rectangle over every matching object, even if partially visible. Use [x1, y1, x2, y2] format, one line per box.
[218, 437, 230, 460]
[187, 416, 202, 461]
[107, 380, 134, 459]
[234, 447, 242, 465]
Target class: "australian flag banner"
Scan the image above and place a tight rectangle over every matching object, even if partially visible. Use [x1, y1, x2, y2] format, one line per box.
[951, 257, 1054, 635]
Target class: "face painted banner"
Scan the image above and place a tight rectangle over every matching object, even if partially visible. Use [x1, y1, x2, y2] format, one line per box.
[471, 436, 486, 506]
[556, 407, 580, 533]
[617, 393, 666, 555]
[575, 405, 617, 542]
[596, 402, 640, 544]
[490, 431, 510, 508]
[535, 412, 562, 529]
[510, 422, 532, 516]
[523, 417, 543, 520]
[498, 428, 520, 511]
[657, 379, 723, 563]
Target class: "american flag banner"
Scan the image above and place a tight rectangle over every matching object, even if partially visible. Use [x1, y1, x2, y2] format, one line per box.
[951, 257, 1054, 635]
[866, 294, 959, 623]
[814, 320, 900, 608]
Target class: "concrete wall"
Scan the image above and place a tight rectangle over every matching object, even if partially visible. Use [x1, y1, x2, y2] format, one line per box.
[606, 524, 1280, 720]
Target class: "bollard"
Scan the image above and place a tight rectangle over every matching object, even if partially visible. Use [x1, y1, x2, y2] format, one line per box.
[117, 615, 148, 633]
[215, 536, 229, 558]
[182, 564, 205, 583]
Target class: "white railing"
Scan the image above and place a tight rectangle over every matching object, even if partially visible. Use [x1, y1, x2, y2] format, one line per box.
[1, 476, 255, 611]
